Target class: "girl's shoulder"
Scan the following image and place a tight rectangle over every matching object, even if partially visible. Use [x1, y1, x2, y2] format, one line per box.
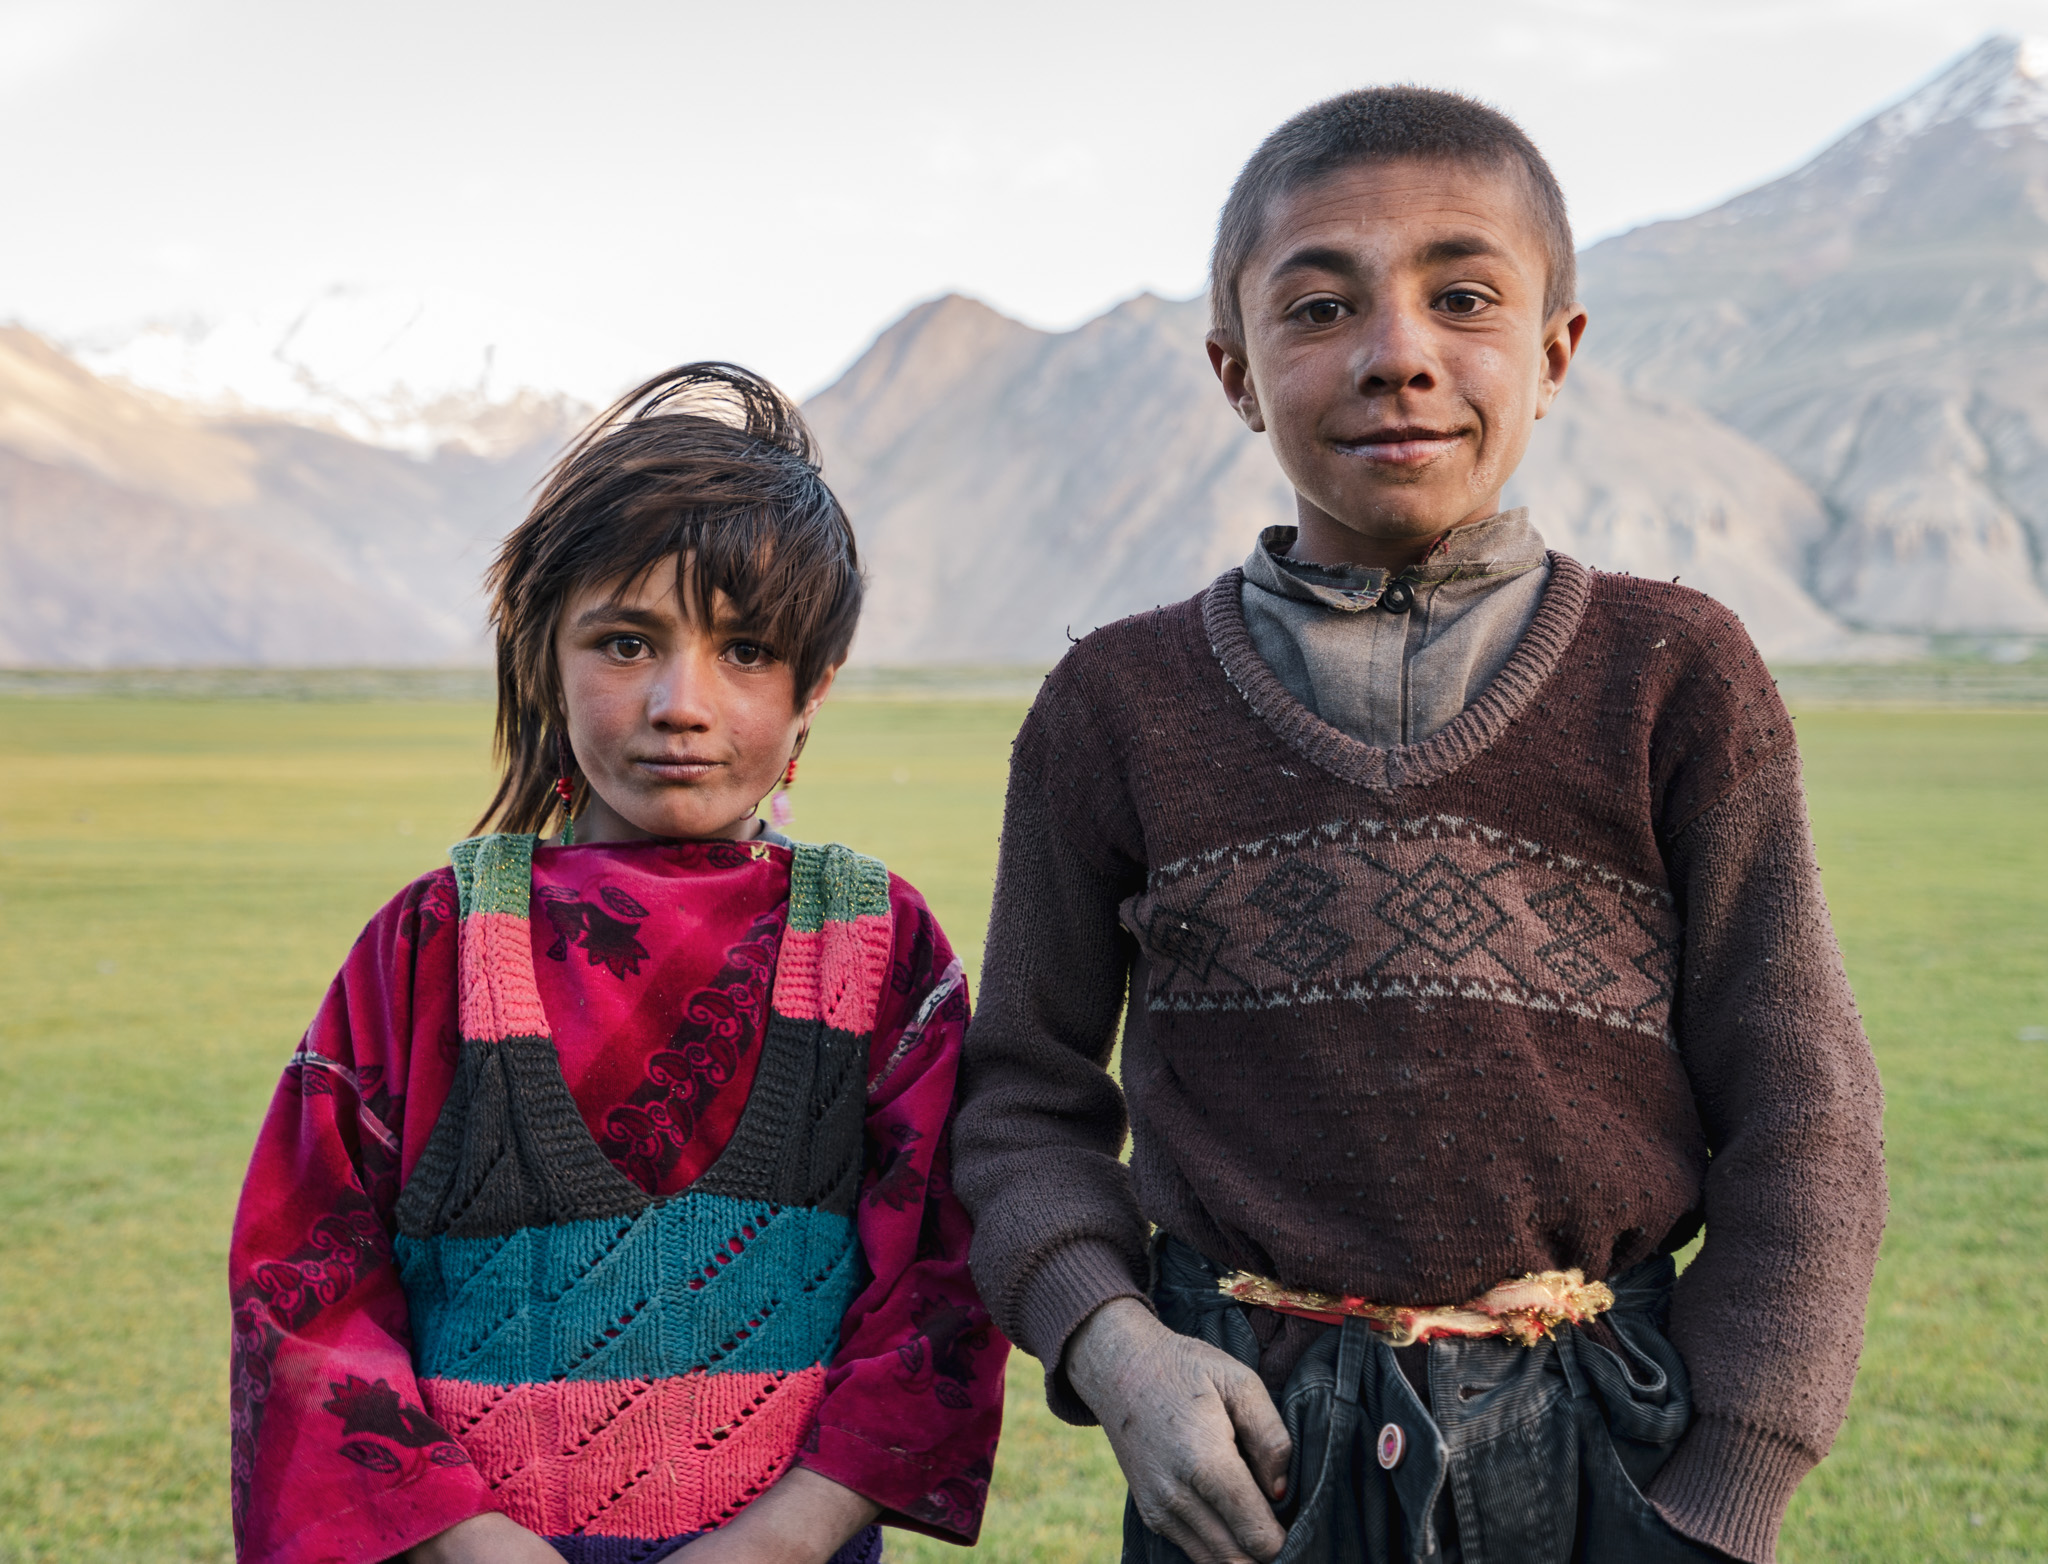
[353, 863, 462, 965]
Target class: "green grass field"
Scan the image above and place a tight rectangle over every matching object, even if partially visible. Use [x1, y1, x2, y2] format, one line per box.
[0, 695, 2042, 1563]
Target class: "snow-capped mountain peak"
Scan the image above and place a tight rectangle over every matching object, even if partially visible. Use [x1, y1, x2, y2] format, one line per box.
[69, 285, 604, 456]
[1862, 33, 2048, 147]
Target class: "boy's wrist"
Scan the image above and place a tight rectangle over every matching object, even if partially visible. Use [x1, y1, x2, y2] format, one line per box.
[1064, 1295, 1170, 1412]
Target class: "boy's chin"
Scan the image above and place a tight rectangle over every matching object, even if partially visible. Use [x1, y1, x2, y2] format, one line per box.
[1313, 491, 1491, 543]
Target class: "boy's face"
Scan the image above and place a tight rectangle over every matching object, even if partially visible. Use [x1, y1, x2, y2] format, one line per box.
[1209, 157, 1585, 565]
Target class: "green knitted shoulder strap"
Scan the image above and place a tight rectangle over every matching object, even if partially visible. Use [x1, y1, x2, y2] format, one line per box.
[785, 840, 892, 932]
[448, 831, 538, 921]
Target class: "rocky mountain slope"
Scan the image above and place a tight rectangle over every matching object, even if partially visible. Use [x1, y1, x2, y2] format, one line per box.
[5, 36, 2036, 666]
[1578, 34, 2048, 632]
[0, 328, 565, 665]
[806, 292, 1862, 663]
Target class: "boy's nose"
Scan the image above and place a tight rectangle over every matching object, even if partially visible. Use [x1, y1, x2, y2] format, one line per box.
[1354, 305, 1438, 395]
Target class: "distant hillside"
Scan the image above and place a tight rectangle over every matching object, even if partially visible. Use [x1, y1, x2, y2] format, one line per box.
[805, 292, 1867, 663]
[0, 328, 569, 665]
[6, 36, 2042, 666]
[1579, 34, 2048, 632]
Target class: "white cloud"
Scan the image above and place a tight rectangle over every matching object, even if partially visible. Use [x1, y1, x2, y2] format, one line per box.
[0, 0, 124, 91]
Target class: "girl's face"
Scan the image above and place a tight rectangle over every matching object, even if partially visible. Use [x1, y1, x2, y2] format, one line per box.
[554, 562, 834, 843]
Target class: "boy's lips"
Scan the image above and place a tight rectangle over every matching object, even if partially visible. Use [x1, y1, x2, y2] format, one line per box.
[1332, 426, 1468, 466]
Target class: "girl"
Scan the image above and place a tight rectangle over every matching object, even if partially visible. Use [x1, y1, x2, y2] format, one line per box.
[229, 365, 1005, 1564]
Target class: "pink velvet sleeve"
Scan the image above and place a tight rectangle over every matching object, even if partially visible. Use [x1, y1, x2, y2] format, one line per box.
[228, 874, 492, 1564]
[797, 879, 1010, 1544]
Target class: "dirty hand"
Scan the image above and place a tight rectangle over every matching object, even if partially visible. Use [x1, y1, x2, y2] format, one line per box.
[1064, 1297, 1292, 1564]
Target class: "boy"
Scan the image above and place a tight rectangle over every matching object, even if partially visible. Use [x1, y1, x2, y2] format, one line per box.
[952, 89, 1883, 1564]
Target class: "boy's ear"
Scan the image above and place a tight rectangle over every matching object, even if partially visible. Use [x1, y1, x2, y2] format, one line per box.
[1534, 304, 1590, 420]
[1206, 333, 1266, 434]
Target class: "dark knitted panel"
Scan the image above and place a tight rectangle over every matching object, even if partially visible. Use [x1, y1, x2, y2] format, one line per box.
[693, 1016, 866, 1219]
[395, 1036, 649, 1240]
[547, 1524, 883, 1564]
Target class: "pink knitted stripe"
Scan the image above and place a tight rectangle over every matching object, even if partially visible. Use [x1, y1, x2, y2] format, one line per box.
[458, 911, 550, 1044]
[771, 914, 893, 1036]
[421, 1366, 826, 1537]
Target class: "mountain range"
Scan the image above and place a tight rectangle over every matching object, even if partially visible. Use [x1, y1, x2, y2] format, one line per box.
[3, 35, 2043, 667]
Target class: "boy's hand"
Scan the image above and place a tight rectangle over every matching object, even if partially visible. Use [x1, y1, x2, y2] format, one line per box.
[1065, 1297, 1291, 1564]
[400, 1511, 564, 1563]
[674, 1466, 881, 1564]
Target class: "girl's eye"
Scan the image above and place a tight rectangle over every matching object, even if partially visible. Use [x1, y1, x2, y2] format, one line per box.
[1439, 290, 1489, 317]
[1298, 298, 1348, 326]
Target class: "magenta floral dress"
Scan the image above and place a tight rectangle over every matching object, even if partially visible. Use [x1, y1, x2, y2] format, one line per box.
[229, 837, 1005, 1564]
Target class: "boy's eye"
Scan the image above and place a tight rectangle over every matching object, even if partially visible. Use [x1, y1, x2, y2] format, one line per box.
[724, 640, 775, 668]
[1298, 298, 1348, 326]
[1439, 290, 1489, 317]
[604, 635, 651, 660]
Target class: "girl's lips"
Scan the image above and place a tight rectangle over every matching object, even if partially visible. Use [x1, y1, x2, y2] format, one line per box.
[635, 757, 724, 779]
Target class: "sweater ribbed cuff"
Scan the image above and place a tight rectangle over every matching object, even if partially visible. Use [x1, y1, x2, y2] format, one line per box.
[1647, 1414, 1817, 1564]
[1013, 1239, 1152, 1426]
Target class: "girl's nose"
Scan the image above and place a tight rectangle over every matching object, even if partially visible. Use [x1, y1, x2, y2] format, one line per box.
[645, 646, 719, 730]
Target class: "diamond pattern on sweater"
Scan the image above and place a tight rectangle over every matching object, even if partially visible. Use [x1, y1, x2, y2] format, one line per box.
[1130, 814, 1679, 1038]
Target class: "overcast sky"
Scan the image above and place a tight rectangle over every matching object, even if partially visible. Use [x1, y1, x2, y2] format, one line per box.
[5, 0, 2048, 402]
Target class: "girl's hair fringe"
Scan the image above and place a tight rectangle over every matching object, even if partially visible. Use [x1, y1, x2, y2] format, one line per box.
[474, 362, 862, 838]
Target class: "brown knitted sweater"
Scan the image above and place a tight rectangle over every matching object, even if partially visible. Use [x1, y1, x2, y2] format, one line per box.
[952, 557, 1885, 1564]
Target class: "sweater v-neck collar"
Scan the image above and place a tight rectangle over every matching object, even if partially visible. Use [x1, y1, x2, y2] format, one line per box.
[1201, 551, 1591, 792]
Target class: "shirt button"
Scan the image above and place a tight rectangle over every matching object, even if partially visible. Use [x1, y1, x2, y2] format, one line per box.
[1380, 580, 1416, 614]
[1376, 1422, 1407, 1470]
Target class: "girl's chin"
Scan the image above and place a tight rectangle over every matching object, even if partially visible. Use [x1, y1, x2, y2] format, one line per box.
[579, 797, 764, 844]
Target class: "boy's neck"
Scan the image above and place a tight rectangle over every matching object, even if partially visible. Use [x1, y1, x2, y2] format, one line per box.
[1289, 495, 1503, 573]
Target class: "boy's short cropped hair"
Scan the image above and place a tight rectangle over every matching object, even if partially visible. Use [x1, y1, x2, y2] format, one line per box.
[478, 361, 863, 834]
[1209, 85, 1576, 349]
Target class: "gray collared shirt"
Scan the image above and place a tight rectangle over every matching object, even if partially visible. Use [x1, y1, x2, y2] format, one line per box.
[1239, 508, 1551, 749]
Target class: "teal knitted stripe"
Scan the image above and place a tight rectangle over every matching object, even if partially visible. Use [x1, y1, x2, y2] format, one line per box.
[395, 1192, 859, 1384]
[785, 842, 890, 936]
[450, 832, 538, 920]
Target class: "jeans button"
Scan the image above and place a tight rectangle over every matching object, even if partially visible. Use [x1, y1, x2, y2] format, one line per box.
[1380, 580, 1415, 614]
[1376, 1422, 1407, 1470]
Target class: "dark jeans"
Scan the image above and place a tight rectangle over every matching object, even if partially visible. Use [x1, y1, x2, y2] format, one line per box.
[1122, 1240, 1721, 1564]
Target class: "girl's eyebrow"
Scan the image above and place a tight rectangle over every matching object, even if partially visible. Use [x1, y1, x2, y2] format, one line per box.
[573, 603, 669, 630]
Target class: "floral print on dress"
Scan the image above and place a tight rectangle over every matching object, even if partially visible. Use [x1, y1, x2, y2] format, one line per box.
[228, 844, 1006, 1564]
[538, 882, 652, 978]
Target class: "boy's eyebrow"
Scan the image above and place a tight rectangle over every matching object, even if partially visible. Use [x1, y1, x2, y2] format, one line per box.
[1415, 233, 1507, 266]
[1267, 244, 1361, 284]
[1267, 233, 1510, 286]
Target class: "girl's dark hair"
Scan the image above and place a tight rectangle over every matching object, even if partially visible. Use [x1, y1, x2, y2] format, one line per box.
[475, 361, 862, 836]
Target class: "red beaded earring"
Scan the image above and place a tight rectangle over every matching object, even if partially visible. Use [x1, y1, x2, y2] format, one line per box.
[554, 732, 577, 846]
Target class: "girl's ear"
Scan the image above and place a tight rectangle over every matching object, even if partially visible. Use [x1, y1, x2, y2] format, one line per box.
[799, 662, 841, 724]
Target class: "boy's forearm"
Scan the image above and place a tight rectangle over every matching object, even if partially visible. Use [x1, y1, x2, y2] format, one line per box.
[950, 747, 1153, 1397]
[1653, 750, 1887, 1563]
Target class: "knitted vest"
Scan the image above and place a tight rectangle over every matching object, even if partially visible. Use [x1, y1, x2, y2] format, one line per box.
[393, 834, 894, 1559]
